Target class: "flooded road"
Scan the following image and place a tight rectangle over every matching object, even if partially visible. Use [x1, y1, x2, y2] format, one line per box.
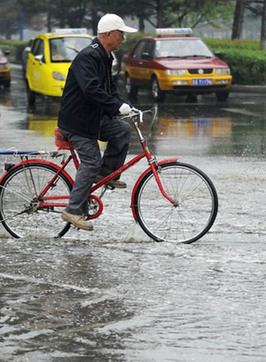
[0, 65, 265, 361]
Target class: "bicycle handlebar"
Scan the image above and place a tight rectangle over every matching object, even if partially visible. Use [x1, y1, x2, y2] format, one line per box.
[121, 107, 156, 124]
[121, 108, 142, 122]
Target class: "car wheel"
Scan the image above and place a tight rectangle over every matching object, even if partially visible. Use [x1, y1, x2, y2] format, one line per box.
[27, 89, 36, 106]
[27, 90, 36, 106]
[216, 90, 229, 102]
[125, 74, 138, 97]
[151, 77, 165, 102]
[26, 80, 36, 106]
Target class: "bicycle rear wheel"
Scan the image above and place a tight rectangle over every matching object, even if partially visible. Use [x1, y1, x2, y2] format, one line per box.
[0, 163, 72, 238]
[133, 161, 218, 243]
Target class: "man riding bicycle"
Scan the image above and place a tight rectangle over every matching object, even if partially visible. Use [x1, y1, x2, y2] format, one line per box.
[58, 14, 137, 231]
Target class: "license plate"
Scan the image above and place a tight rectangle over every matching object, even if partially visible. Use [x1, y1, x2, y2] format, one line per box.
[192, 79, 212, 86]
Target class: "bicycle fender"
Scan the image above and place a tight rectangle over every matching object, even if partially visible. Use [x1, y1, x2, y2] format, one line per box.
[131, 158, 178, 221]
[0, 159, 74, 186]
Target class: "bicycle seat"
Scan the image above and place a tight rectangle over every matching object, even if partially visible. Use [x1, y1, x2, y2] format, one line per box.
[54, 127, 74, 150]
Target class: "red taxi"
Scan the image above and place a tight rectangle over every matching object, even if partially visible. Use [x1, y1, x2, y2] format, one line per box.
[121, 28, 232, 101]
[0, 48, 10, 89]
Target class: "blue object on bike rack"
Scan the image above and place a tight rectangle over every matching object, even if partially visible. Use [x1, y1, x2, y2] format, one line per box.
[0, 151, 40, 155]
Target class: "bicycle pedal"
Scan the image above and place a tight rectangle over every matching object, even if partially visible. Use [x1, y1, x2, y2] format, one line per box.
[105, 184, 115, 190]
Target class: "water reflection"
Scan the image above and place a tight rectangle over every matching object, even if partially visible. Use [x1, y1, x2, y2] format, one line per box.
[1, 71, 265, 159]
[156, 116, 232, 138]
[230, 117, 266, 157]
[21, 101, 60, 137]
[27, 114, 58, 137]
[129, 109, 233, 157]
[132, 106, 266, 158]
[20, 106, 266, 158]
[0, 89, 11, 107]
[23, 106, 233, 158]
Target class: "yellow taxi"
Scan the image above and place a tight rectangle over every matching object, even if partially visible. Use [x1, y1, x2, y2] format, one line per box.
[25, 29, 93, 105]
[121, 28, 232, 101]
[0, 48, 11, 89]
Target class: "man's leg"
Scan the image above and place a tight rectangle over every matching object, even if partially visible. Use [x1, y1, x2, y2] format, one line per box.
[98, 115, 131, 177]
[61, 130, 101, 216]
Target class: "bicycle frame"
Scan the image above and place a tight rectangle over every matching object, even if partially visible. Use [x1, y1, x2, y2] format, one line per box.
[0, 110, 177, 217]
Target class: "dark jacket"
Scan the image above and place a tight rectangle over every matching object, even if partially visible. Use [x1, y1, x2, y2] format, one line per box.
[58, 37, 124, 139]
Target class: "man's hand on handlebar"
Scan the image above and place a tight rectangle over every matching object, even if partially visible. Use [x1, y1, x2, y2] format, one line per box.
[119, 103, 132, 116]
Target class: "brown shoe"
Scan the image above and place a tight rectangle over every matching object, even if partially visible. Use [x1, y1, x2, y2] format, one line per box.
[62, 211, 93, 231]
[94, 175, 127, 188]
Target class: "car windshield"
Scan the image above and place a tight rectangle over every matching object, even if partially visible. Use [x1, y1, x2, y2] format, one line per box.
[49, 36, 92, 62]
[155, 39, 213, 58]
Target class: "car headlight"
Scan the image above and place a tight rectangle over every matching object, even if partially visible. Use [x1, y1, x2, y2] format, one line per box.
[215, 68, 230, 74]
[52, 71, 66, 81]
[165, 69, 186, 75]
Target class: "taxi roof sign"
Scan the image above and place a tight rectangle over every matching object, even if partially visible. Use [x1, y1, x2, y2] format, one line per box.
[53, 28, 87, 34]
[156, 28, 193, 37]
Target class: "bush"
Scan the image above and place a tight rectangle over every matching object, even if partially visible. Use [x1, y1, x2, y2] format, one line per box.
[0, 39, 27, 63]
[218, 48, 266, 85]
[204, 38, 260, 51]
[204, 38, 266, 85]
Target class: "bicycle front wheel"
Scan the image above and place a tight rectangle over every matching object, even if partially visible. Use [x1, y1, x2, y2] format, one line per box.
[0, 163, 72, 238]
[133, 161, 218, 244]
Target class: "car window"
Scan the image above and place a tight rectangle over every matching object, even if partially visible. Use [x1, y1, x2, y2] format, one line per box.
[31, 39, 44, 57]
[143, 40, 154, 58]
[49, 36, 92, 62]
[132, 41, 147, 59]
[155, 39, 213, 58]
[30, 39, 45, 62]
[27, 38, 34, 50]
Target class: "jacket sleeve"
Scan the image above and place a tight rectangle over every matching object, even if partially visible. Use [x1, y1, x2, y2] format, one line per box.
[71, 51, 123, 116]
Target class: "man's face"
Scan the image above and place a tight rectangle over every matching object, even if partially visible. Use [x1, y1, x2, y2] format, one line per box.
[108, 30, 125, 51]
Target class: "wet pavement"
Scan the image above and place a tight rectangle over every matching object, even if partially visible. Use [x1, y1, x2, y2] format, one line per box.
[0, 65, 265, 361]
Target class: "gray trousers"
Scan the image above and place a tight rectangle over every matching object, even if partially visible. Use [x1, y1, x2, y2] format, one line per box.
[61, 115, 131, 216]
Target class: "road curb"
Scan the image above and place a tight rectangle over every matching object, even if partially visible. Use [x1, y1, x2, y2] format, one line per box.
[230, 85, 266, 93]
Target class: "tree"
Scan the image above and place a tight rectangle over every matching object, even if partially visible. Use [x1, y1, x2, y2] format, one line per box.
[231, 0, 266, 49]
[145, 0, 235, 29]
[13, 0, 95, 36]
[0, 0, 20, 39]
[261, 0, 266, 49]
[91, 0, 235, 32]
[0, 0, 263, 44]
[232, 0, 246, 39]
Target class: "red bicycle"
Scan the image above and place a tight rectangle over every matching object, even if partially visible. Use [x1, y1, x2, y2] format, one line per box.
[0, 109, 218, 243]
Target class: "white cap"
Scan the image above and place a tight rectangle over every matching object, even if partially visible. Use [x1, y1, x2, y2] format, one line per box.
[97, 14, 137, 34]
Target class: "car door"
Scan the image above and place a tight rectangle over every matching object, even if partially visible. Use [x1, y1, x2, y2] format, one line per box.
[26, 38, 45, 92]
[141, 40, 155, 84]
[131, 40, 155, 87]
[129, 40, 148, 86]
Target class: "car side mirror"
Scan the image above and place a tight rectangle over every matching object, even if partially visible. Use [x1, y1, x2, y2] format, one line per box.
[35, 54, 44, 64]
[214, 51, 223, 60]
[141, 52, 152, 60]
